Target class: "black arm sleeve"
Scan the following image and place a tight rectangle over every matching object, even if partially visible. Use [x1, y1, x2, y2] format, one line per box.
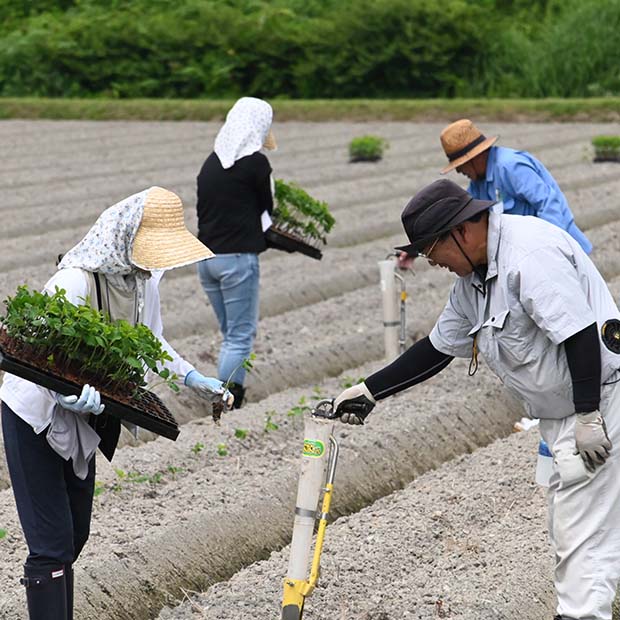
[564, 322, 601, 412]
[365, 336, 453, 400]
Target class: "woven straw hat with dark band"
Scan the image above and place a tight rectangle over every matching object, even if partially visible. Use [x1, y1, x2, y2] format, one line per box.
[440, 119, 498, 174]
[132, 187, 214, 270]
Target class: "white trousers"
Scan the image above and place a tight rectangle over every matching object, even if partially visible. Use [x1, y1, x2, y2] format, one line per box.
[540, 380, 620, 620]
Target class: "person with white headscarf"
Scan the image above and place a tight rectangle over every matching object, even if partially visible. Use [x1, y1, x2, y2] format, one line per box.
[196, 97, 277, 409]
[0, 186, 231, 620]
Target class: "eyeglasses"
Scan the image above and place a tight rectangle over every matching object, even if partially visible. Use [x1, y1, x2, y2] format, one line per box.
[417, 236, 440, 261]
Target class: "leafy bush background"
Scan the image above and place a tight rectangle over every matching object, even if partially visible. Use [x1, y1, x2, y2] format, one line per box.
[0, 0, 618, 98]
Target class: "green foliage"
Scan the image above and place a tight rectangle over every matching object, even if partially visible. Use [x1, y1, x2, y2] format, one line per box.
[273, 180, 335, 245]
[464, 0, 620, 97]
[234, 428, 249, 440]
[217, 442, 229, 456]
[287, 395, 310, 417]
[339, 376, 366, 389]
[0, 0, 491, 98]
[0, 528, 7, 540]
[592, 136, 620, 151]
[349, 135, 388, 162]
[0, 0, 617, 99]
[0, 285, 179, 394]
[264, 411, 279, 432]
[190, 441, 205, 455]
[94, 481, 106, 497]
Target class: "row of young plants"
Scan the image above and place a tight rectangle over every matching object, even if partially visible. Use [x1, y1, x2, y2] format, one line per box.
[0, 285, 179, 396]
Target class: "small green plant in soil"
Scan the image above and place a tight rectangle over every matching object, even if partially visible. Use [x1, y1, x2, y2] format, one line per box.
[592, 135, 620, 162]
[190, 441, 205, 455]
[339, 375, 366, 389]
[264, 411, 279, 433]
[349, 135, 388, 162]
[217, 443, 229, 456]
[0, 286, 179, 398]
[0, 529, 7, 540]
[273, 180, 336, 247]
[288, 395, 311, 418]
[94, 481, 106, 497]
[234, 428, 249, 440]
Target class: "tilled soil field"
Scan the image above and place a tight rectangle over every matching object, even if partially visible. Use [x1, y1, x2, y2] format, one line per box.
[0, 121, 619, 620]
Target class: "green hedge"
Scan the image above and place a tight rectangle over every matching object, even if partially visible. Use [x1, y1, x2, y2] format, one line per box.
[0, 0, 618, 99]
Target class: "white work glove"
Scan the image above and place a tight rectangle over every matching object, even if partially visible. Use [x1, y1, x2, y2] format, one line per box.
[185, 370, 234, 409]
[55, 384, 105, 416]
[334, 382, 376, 425]
[574, 410, 612, 472]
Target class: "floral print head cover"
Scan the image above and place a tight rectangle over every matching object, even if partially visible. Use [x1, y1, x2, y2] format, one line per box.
[58, 188, 150, 310]
[214, 97, 273, 169]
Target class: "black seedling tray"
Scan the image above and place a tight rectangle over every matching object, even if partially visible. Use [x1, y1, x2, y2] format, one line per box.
[0, 346, 179, 440]
[265, 226, 323, 260]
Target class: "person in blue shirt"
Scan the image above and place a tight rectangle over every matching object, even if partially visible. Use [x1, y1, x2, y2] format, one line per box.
[439, 119, 592, 254]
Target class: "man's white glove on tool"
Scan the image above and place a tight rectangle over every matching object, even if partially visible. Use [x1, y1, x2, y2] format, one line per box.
[334, 382, 376, 425]
[55, 384, 105, 415]
[574, 410, 611, 472]
[185, 370, 234, 409]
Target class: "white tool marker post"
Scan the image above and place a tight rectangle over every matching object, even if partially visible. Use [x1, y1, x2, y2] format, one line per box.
[286, 416, 334, 580]
[378, 258, 401, 361]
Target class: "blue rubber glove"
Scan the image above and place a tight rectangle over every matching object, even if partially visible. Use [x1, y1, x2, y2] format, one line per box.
[55, 384, 105, 415]
[185, 370, 234, 409]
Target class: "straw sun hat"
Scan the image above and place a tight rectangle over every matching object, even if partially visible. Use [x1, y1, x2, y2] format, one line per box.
[263, 128, 277, 150]
[132, 187, 214, 270]
[440, 119, 498, 174]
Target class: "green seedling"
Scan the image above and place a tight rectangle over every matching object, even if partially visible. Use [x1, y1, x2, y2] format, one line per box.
[191, 441, 205, 455]
[592, 135, 620, 161]
[234, 428, 249, 440]
[217, 443, 229, 456]
[264, 411, 279, 433]
[167, 465, 184, 476]
[349, 135, 389, 162]
[311, 385, 324, 400]
[94, 481, 106, 497]
[339, 376, 366, 389]
[0, 529, 7, 540]
[288, 395, 311, 418]
[273, 180, 335, 247]
[0, 286, 180, 396]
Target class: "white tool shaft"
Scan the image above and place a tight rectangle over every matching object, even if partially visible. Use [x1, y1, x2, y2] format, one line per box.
[286, 416, 333, 580]
[378, 259, 400, 361]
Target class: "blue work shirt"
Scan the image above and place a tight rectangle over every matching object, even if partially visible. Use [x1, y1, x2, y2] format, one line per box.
[468, 146, 592, 254]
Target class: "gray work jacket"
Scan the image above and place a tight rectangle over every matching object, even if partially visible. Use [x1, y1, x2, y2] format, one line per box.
[430, 212, 620, 420]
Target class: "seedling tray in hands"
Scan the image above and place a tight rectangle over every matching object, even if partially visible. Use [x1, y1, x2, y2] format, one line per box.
[265, 226, 323, 260]
[0, 345, 179, 440]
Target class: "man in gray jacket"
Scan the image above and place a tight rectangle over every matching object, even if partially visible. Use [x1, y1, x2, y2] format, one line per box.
[335, 179, 620, 620]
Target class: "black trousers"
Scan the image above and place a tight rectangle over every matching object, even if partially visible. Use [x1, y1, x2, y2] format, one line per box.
[1, 403, 95, 567]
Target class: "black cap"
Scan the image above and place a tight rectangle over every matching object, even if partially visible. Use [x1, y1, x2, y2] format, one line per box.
[395, 179, 495, 256]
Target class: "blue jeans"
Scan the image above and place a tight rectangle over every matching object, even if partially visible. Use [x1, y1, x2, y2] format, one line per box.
[198, 253, 259, 386]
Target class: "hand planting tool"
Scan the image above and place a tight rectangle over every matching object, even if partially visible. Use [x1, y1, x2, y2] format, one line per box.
[281, 399, 340, 620]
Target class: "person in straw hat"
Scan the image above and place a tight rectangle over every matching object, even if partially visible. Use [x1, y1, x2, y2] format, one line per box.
[0, 186, 231, 620]
[334, 178, 620, 619]
[196, 97, 277, 409]
[440, 119, 591, 253]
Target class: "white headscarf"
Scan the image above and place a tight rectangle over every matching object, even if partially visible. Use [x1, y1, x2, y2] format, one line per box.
[58, 189, 151, 311]
[214, 97, 273, 169]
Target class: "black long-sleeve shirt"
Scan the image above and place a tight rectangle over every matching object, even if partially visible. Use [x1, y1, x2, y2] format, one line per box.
[197, 151, 273, 254]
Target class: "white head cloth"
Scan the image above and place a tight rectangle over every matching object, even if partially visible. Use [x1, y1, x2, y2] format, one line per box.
[58, 189, 151, 311]
[214, 97, 273, 169]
